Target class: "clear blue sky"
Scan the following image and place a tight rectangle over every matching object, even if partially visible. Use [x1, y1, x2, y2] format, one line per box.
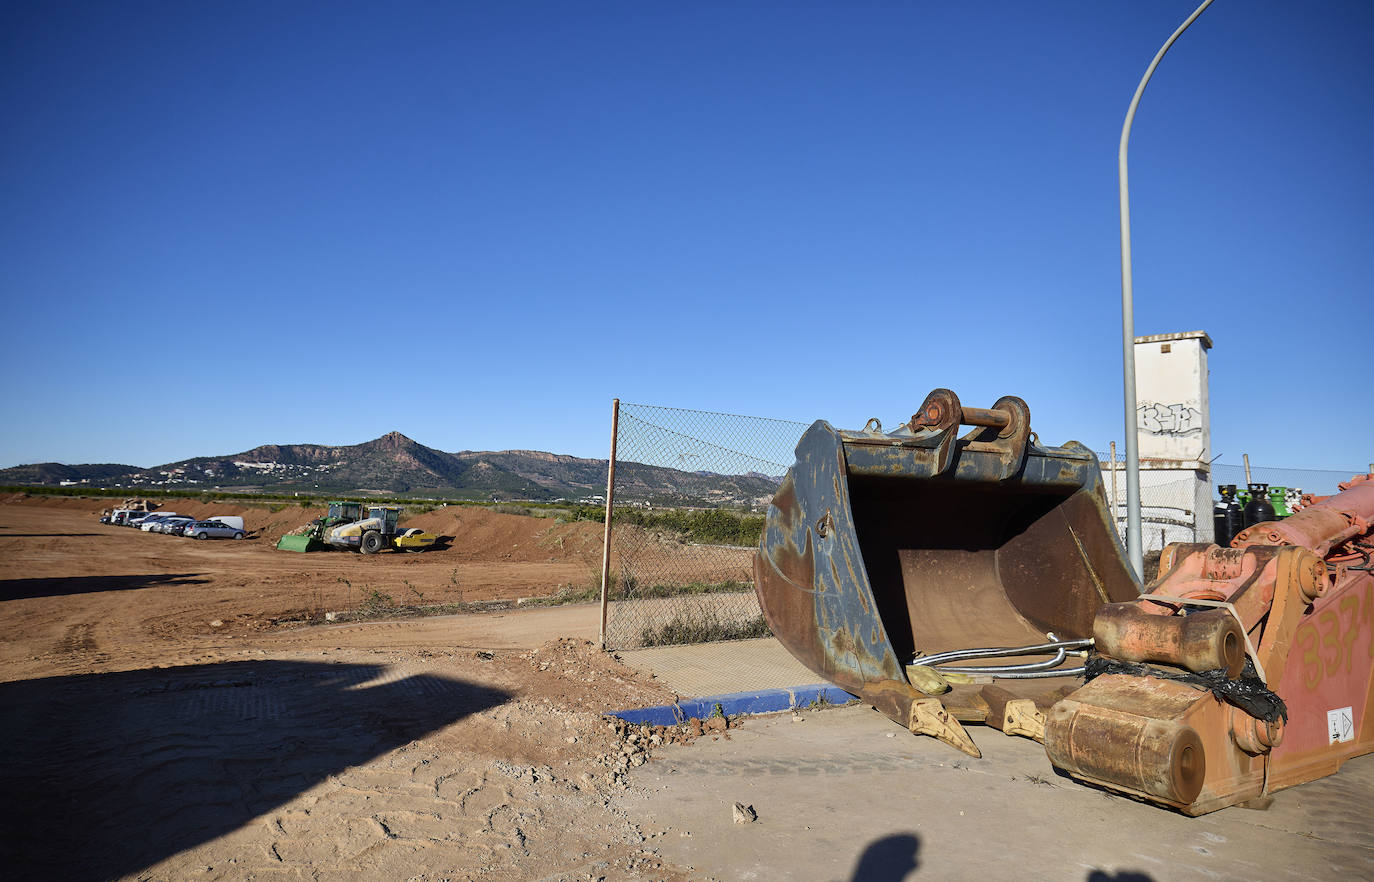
[2, 1, 1370, 473]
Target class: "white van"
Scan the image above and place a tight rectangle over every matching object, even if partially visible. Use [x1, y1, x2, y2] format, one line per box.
[207, 516, 245, 531]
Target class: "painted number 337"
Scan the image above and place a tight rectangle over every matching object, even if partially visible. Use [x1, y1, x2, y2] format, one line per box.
[1294, 584, 1374, 692]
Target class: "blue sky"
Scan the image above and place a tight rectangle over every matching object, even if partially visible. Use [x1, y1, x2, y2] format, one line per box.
[2, 1, 1370, 474]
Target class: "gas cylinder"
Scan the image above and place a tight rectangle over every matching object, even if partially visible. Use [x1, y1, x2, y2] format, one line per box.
[1225, 485, 1244, 546]
[1243, 482, 1275, 528]
[1268, 486, 1290, 518]
[1214, 485, 1240, 547]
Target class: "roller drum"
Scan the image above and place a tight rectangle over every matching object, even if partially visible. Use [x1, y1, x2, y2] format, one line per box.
[1045, 699, 1205, 806]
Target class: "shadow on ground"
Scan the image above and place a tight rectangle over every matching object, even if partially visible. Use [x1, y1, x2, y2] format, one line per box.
[847, 833, 921, 880]
[0, 572, 210, 601]
[0, 660, 509, 878]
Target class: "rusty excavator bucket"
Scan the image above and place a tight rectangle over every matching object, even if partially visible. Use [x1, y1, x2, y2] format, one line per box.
[755, 389, 1141, 755]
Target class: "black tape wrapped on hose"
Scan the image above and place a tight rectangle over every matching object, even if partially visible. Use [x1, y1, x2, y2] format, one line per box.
[1083, 652, 1288, 725]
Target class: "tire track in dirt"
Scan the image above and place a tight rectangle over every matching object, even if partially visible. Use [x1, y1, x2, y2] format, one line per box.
[58, 622, 98, 654]
[53, 621, 113, 671]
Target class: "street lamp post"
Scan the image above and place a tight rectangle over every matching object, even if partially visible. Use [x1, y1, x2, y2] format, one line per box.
[1119, 0, 1214, 579]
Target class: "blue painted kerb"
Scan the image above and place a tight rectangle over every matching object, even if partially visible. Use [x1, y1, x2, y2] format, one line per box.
[609, 683, 858, 726]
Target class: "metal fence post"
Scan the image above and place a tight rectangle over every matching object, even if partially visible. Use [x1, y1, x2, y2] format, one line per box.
[598, 399, 620, 650]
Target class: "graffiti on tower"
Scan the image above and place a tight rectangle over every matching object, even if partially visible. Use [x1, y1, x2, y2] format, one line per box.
[1137, 402, 1204, 437]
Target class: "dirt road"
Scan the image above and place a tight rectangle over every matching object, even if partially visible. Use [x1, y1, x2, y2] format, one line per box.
[0, 497, 704, 880]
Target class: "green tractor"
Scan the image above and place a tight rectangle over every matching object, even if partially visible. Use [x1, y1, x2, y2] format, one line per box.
[275, 501, 365, 552]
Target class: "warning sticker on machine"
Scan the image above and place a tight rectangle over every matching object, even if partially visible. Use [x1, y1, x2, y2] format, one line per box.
[1328, 707, 1355, 744]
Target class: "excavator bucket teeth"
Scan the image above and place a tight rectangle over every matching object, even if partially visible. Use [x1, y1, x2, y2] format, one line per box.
[909, 698, 982, 757]
[754, 389, 1140, 734]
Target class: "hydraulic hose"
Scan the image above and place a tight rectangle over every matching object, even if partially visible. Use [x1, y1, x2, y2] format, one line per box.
[937, 648, 1069, 674]
[971, 666, 1086, 680]
[911, 638, 1093, 680]
[914, 638, 1092, 667]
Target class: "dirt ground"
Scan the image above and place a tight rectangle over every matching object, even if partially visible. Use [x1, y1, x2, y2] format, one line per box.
[0, 496, 720, 880]
[0, 494, 623, 675]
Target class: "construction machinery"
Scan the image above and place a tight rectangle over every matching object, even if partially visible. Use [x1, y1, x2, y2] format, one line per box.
[755, 388, 1374, 814]
[276, 501, 365, 552]
[322, 505, 437, 554]
[276, 502, 436, 553]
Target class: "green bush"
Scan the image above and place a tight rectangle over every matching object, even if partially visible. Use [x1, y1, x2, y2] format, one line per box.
[567, 504, 606, 523]
[569, 505, 763, 547]
[361, 589, 395, 614]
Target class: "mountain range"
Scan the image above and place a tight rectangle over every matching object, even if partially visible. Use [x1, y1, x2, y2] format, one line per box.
[0, 431, 781, 506]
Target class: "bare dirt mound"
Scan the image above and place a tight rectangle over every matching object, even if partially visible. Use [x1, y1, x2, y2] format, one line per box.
[408, 506, 606, 563]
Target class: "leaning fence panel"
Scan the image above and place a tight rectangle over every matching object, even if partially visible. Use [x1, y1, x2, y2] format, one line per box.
[601, 404, 807, 651]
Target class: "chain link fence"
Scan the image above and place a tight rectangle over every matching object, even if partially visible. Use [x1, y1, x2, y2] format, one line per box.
[1211, 462, 1359, 499]
[1098, 454, 1367, 561]
[601, 404, 807, 651]
[1097, 453, 1209, 561]
[600, 401, 1366, 651]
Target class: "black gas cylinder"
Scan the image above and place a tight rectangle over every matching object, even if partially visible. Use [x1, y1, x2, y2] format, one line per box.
[1214, 484, 1243, 546]
[1243, 482, 1275, 528]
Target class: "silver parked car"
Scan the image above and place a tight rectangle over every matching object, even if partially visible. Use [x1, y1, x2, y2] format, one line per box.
[184, 520, 246, 540]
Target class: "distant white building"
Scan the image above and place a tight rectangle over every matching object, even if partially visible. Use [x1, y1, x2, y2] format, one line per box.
[1101, 330, 1213, 553]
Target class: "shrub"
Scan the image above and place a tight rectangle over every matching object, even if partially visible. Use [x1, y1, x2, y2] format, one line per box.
[570, 505, 763, 546]
[638, 612, 770, 647]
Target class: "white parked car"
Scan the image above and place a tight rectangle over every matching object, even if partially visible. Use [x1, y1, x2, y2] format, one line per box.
[184, 520, 246, 540]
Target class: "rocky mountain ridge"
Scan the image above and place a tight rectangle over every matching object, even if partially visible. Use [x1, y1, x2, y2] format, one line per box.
[1, 432, 780, 506]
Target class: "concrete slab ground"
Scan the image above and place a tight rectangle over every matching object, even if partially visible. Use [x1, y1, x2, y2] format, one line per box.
[615, 704, 1374, 881]
[615, 637, 821, 698]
